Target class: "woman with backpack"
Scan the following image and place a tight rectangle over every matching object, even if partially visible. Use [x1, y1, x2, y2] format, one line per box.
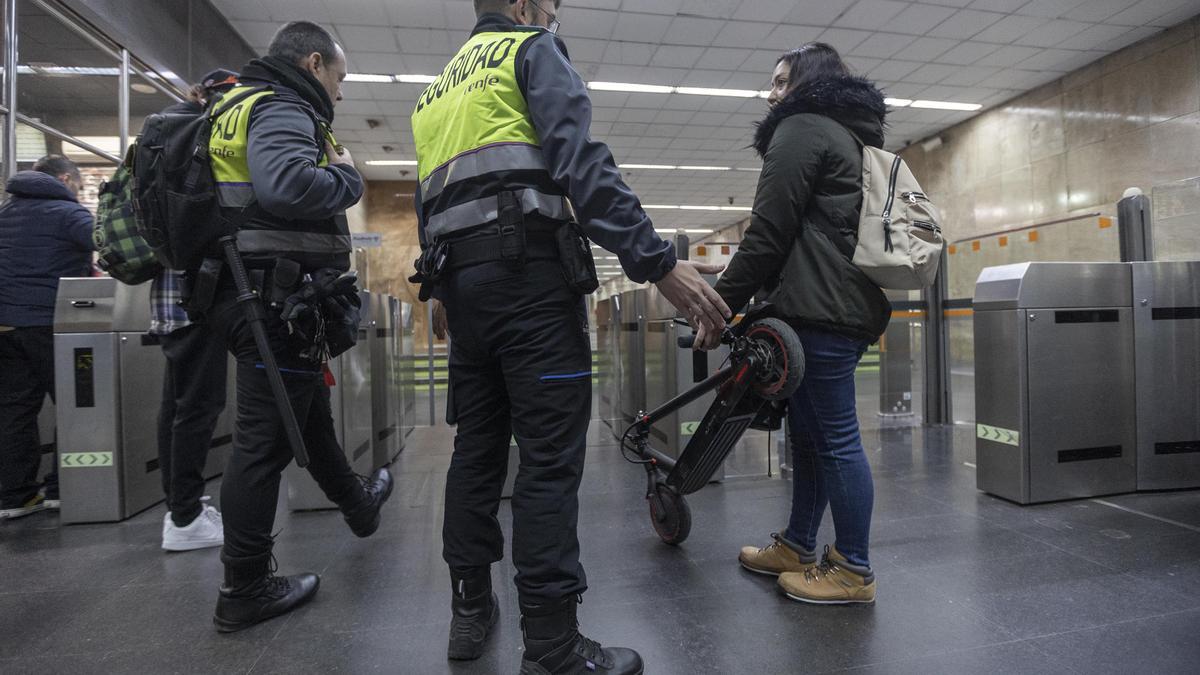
[705, 43, 891, 605]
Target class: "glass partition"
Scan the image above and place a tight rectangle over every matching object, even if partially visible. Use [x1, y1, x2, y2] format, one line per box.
[1151, 177, 1200, 260]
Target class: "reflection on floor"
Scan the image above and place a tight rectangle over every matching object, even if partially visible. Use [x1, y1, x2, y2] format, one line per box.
[2, 418, 1199, 674]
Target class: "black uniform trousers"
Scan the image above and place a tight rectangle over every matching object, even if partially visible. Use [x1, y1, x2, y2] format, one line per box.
[0, 326, 56, 507]
[209, 290, 362, 562]
[157, 322, 228, 527]
[441, 258, 593, 602]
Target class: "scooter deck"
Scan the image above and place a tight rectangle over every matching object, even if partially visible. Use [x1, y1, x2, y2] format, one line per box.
[665, 360, 765, 495]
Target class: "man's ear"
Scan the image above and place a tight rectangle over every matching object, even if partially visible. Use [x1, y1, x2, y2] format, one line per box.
[306, 51, 323, 74]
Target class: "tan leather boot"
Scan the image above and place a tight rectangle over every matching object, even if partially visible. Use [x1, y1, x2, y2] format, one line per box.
[739, 532, 818, 576]
[777, 546, 875, 605]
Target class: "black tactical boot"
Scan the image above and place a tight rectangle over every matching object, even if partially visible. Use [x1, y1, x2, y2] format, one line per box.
[213, 551, 320, 633]
[447, 568, 499, 660]
[519, 596, 644, 675]
[341, 467, 394, 538]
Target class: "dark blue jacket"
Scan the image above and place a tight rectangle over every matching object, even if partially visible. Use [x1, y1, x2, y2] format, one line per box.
[0, 171, 95, 327]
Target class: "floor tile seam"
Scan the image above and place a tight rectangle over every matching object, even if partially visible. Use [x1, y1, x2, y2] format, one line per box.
[1014, 605, 1200, 643]
[1013, 527, 1200, 575]
[820, 633, 1059, 674]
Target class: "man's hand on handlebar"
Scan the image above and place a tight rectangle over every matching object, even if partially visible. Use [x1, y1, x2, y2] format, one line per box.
[654, 260, 731, 350]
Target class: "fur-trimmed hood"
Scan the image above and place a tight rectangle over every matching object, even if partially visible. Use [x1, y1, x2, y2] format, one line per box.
[753, 76, 887, 157]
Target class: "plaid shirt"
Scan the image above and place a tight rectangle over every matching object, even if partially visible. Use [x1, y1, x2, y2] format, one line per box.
[149, 269, 191, 336]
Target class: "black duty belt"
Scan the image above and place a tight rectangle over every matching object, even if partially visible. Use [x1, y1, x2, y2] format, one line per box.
[445, 231, 558, 270]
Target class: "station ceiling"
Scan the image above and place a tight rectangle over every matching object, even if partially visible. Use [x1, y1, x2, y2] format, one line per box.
[212, 0, 1197, 230]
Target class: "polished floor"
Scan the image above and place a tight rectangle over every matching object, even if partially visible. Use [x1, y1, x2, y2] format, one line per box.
[2, 417, 1199, 674]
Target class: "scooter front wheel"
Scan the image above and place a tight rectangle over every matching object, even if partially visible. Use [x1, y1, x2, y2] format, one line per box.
[649, 484, 692, 546]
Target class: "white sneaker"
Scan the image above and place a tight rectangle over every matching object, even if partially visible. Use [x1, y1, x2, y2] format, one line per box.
[0, 495, 46, 520]
[162, 504, 224, 552]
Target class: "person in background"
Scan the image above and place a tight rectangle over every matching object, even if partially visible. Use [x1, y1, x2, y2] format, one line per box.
[151, 68, 239, 552]
[0, 155, 94, 520]
[707, 43, 891, 605]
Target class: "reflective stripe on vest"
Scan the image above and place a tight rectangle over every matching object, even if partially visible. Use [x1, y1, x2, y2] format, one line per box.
[411, 28, 567, 240]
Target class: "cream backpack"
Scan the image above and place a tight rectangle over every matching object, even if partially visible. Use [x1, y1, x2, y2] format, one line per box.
[845, 129, 944, 289]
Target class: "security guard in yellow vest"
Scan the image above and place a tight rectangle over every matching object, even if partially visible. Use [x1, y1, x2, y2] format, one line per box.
[411, 2, 731, 673]
[204, 21, 393, 633]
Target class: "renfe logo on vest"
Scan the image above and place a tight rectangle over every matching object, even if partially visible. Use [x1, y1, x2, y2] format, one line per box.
[416, 36, 518, 112]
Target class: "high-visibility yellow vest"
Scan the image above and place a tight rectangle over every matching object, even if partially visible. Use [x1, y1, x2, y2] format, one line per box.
[411, 28, 568, 240]
[208, 85, 351, 268]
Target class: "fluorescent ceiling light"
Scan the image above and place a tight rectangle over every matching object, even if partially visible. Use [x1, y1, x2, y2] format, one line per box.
[589, 81, 673, 94]
[619, 164, 732, 171]
[885, 98, 913, 107]
[644, 204, 752, 212]
[396, 74, 437, 83]
[365, 160, 419, 166]
[684, 229, 714, 234]
[657, 228, 678, 233]
[346, 73, 394, 83]
[735, 167, 761, 172]
[911, 100, 982, 111]
[676, 86, 759, 98]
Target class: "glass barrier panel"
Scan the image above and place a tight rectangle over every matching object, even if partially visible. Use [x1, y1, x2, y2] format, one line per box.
[1151, 177, 1200, 261]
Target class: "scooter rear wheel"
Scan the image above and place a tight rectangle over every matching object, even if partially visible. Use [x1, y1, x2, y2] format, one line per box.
[649, 484, 692, 546]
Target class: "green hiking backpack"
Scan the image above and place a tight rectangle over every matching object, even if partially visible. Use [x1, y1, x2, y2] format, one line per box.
[93, 152, 163, 284]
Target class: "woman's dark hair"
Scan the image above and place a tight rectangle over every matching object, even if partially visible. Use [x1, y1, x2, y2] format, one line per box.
[777, 42, 851, 92]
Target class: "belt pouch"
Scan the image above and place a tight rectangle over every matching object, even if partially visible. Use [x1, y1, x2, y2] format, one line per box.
[555, 221, 599, 294]
[269, 258, 302, 308]
[183, 257, 224, 317]
[498, 191, 526, 262]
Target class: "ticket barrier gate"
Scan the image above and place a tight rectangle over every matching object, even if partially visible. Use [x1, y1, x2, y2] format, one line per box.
[618, 289, 646, 426]
[371, 293, 402, 468]
[286, 290, 375, 510]
[53, 278, 234, 524]
[1132, 261, 1200, 490]
[641, 287, 729, 477]
[597, 296, 620, 432]
[974, 263, 1137, 504]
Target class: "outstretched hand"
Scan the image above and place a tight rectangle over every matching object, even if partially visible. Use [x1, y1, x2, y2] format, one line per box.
[654, 260, 731, 351]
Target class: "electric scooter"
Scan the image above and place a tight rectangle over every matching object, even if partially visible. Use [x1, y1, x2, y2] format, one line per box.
[620, 305, 804, 546]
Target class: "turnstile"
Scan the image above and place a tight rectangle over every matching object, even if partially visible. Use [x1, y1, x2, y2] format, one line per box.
[53, 278, 233, 523]
[1132, 261, 1200, 490]
[974, 263, 1137, 504]
[372, 293, 402, 467]
[286, 290, 374, 510]
[641, 285, 729, 467]
[399, 301, 416, 435]
[596, 296, 620, 431]
[618, 289, 646, 425]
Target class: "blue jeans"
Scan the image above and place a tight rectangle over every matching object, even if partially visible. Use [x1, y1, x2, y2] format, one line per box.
[784, 329, 873, 569]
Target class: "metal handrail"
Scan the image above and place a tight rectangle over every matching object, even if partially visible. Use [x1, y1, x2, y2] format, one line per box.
[0, 104, 120, 163]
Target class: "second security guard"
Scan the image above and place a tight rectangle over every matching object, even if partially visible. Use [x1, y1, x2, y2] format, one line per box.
[203, 21, 394, 632]
[411, 1, 731, 673]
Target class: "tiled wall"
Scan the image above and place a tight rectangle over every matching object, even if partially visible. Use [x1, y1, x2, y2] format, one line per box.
[899, 17, 1200, 298]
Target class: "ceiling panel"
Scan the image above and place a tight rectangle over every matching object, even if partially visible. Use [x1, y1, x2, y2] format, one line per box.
[207, 0, 1200, 230]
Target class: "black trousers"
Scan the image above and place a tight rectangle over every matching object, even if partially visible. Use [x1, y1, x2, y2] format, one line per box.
[209, 292, 362, 562]
[441, 258, 592, 602]
[0, 326, 56, 507]
[157, 322, 228, 526]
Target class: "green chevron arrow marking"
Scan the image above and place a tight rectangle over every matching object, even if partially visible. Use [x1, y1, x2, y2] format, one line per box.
[60, 452, 113, 468]
[681, 421, 700, 436]
[976, 424, 1020, 447]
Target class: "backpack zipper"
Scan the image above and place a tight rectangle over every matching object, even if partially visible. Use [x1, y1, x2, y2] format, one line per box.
[901, 191, 928, 204]
[881, 155, 903, 253]
[912, 220, 941, 234]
